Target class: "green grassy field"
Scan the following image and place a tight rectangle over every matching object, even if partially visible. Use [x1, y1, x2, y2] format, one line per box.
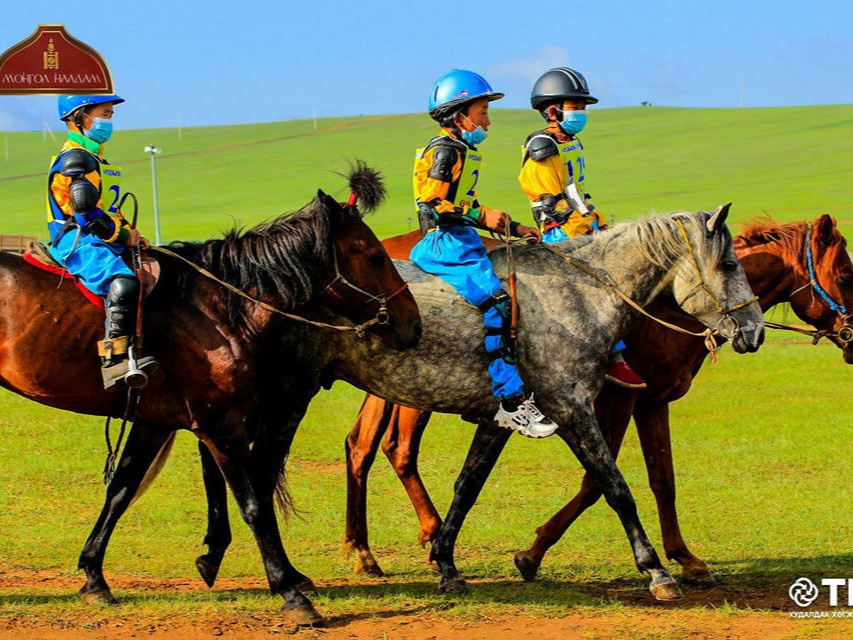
[2, 104, 852, 240]
[1, 106, 852, 637]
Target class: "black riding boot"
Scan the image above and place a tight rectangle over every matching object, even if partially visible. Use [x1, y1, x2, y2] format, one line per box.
[99, 276, 158, 392]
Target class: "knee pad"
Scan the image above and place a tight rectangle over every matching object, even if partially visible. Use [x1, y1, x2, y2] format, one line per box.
[481, 289, 517, 365]
[107, 276, 140, 310]
[479, 289, 512, 322]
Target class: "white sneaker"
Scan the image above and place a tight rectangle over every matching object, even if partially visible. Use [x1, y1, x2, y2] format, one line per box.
[494, 394, 559, 438]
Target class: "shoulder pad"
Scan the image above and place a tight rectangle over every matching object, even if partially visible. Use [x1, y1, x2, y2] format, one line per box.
[60, 148, 99, 177]
[526, 134, 559, 162]
[428, 145, 459, 182]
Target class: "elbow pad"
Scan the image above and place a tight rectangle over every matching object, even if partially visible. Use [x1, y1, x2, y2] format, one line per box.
[428, 146, 457, 182]
[59, 148, 99, 177]
[77, 210, 117, 240]
[532, 193, 569, 225]
[69, 179, 99, 215]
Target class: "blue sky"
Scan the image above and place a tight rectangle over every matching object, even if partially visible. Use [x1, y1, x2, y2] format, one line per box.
[1, 0, 851, 130]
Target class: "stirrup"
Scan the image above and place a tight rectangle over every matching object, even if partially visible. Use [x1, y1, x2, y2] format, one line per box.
[101, 353, 158, 393]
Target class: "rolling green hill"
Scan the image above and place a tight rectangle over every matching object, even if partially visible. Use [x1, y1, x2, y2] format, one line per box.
[1, 104, 851, 241]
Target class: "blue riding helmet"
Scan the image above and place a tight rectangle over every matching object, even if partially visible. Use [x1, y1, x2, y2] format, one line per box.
[58, 95, 124, 120]
[428, 70, 503, 122]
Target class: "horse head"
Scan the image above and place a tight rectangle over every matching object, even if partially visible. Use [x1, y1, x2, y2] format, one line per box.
[669, 204, 765, 353]
[735, 214, 853, 364]
[315, 166, 421, 351]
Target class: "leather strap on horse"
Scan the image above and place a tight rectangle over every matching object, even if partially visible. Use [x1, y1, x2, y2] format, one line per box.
[537, 242, 723, 359]
[674, 219, 758, 315]
[148, 246, 390, 337]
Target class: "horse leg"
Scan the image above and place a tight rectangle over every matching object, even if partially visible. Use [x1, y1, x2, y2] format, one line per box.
[344, 394, 393, 576]
[195, 441, 231, 588]
[201, 427, 322, 629]
[514, 386, 636, 582]
[77, 422, 173, 604]
[555, 401, 682, 601]
[383, 405, 441, 551]
[430, 420, 512, 594]
[635, 401, 715, 587]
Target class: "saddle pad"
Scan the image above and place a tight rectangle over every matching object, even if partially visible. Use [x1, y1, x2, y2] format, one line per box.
[22, 251, 106, 310]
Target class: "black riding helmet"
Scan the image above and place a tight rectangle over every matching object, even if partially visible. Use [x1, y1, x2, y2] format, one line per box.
[530, 67, 598, 111]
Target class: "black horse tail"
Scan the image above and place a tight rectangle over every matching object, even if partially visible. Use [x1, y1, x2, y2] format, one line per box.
[129, 431, 177, 508]
[347, 160, 386, 213]
[273, 451, 296, 520]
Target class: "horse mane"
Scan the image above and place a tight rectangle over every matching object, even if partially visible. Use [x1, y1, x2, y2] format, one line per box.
[606, 210, 729, 269]
[736, 218, 847, 278]
[164, 198, 344, 318]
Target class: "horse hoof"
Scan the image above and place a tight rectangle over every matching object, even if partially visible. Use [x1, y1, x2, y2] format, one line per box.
[440, 577, 470, 595]
[513, 551, 540, 582]
[195, 555, 221, 589]
[682, 565, 716, 587]
[281, 602, 325, 630]
[354, 554, 385, 577]
[79, 587, 117, 605]
[649, 576, 683, 601]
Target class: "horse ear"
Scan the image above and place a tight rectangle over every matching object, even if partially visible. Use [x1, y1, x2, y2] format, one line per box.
[706, 203, 731, 234]
[815, 213, 836, 242]
[317, 189, 344, 228]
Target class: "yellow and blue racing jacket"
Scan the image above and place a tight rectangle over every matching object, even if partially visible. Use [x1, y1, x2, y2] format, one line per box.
[517, 128, 605, 238]
[413, 129, 500, 231]
[47, 131, 130, 246]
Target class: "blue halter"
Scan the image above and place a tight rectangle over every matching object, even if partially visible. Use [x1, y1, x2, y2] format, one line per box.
[806, 226, 847, 315]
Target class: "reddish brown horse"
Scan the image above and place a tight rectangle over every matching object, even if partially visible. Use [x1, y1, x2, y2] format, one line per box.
[342, 214, 853, 583]
[0, 170, 420, 627]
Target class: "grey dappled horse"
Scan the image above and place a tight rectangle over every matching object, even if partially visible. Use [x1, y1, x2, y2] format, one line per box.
[263, 205, 763, 608]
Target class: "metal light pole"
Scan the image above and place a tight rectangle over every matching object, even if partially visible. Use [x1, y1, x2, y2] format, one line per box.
[143, 144, 162, 245]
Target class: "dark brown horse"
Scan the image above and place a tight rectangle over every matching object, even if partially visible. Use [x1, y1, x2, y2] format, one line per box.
[339, 214, 853, 582]
[0, 169, 420, 627]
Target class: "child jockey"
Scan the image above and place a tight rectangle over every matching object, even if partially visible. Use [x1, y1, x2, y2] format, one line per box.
[518, 67, 646, 389]
[47, 95, 157, 392]
[411, 69, 559, 438]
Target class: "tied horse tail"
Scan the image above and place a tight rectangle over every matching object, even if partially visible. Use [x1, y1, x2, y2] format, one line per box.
[344, 160, 387, 213]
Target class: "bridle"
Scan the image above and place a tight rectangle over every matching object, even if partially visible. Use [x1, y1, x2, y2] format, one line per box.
[674, 218, 758, 337]
[773, 224, 853, 346]
[320, 195, 410, 329]
[321, 244, 410, 328]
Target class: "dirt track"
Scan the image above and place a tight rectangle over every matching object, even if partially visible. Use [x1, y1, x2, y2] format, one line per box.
[1, 569, 851, 639]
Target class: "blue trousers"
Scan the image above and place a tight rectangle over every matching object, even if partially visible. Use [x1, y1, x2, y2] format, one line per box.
[543, 225, 626, 355]
[411, 226, 525, 400]
[49, 228, 134, 297]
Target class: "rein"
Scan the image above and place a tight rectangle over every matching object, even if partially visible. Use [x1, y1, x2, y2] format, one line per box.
[533, 218, 760, 361]
[539, 243, 723, 360]
[150, 245, 403, 337]
[148, 195, 408, 337]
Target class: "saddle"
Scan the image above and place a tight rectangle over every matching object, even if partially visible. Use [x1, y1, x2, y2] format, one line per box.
[23, 241, 161, 310]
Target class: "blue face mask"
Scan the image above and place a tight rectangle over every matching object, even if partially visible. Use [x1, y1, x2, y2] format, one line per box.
[461, 125, 487, 146]
[558, 110, 587, 135]
[459, 113, 488, 146]
[84, 117, 113, 143]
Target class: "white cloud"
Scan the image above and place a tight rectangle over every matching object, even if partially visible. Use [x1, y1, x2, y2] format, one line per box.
[489, 46, 573, 85]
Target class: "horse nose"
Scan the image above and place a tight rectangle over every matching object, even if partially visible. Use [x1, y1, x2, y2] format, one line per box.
[408, 321, 423, 347]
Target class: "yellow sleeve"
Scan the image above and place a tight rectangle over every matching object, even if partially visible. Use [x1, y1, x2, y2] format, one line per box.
[563, 209, 607, 238]
[414, 146, 464, 214]
[518, 154, 566, 205]
[50, 172, 74, 217]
